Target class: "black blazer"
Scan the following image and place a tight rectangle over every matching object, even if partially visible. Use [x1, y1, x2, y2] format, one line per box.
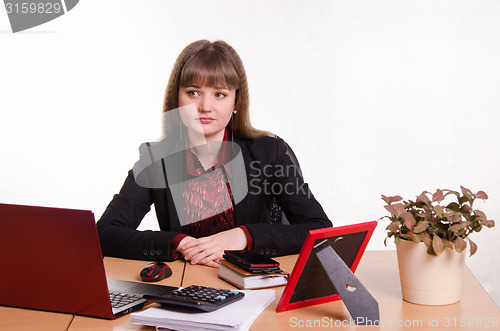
[96, 134, 332, 261]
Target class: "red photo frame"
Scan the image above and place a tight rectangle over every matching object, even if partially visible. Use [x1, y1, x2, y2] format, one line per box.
[276, 221, 377, 312]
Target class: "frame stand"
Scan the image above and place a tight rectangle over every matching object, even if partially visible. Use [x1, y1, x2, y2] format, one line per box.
[314, 239, 380, 325]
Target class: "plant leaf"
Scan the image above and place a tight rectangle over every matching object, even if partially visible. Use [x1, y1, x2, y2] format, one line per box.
[406, 232, 422, 243]
[384, 203, 406, 217]
[455, 236, 467, 253]
[422, 233, 432, 246]
[386, 221, 400, 233]
[442, 238, 453, 249]
[474, 210, 487, 222]
[432, 235, 445, 256]
[461, 186, 474, 204]
[434, 205, 445, 218]
[413, 221, 429, 233]
[417, 192, 431, 208]
[460, 204, 472, 214]
[459, 195, 469, 204]
[401, 212, 416, 230]
[481, 219, 495, 228]
[381, 194, 403, 205]
[468, 238, 478, 256]
[446, 202, 460, 212]
[474, 190, 488, 200]
[450, 223, 465, 234]
[443, 189, 460, 199]
[450, 213, 462, 223]
[432, 189, 445, 202]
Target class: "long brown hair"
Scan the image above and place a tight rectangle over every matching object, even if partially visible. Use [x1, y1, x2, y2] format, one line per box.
[162, 40, 271, 139]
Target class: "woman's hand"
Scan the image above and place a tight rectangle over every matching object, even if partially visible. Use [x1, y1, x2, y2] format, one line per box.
[179, 228, 248, 268]
[175, 235, 197, 257]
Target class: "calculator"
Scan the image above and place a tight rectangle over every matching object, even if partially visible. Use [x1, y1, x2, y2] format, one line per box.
[143, 285, 245, 312]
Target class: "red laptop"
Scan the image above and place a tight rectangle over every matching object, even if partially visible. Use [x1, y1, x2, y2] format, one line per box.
[0, 203, 174, 319]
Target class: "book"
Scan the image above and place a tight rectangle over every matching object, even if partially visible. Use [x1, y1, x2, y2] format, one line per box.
[131, 289, 275, 331]
[218, 260, 288, 290]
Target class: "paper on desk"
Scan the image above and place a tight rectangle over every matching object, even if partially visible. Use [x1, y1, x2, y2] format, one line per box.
[131, 289, 275, 331]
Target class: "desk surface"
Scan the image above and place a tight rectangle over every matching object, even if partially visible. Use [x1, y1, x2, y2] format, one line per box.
[1, 251, 499, 330]
[182, 251, 500, 331]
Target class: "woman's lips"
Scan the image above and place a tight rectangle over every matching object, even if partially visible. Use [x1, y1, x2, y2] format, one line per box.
[198, 117, 215, 124]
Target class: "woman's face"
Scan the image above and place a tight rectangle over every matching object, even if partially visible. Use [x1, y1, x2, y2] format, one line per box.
[178, 84, 236, 142]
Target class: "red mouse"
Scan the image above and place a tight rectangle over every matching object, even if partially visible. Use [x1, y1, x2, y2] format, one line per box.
[140, 262, 172, 282]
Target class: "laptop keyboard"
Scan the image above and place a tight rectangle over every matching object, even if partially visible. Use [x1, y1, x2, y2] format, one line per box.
[109, 291, 144, 309]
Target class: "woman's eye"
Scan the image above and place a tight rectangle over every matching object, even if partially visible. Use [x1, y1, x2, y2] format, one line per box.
[215, 92, 226, 98]
[187, 90, 200, 97]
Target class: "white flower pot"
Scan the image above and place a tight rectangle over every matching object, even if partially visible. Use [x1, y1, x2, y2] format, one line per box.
[396, 239, 466, 305]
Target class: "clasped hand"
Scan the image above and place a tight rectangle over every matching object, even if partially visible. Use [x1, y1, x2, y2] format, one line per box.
[176, 227, 248, 268]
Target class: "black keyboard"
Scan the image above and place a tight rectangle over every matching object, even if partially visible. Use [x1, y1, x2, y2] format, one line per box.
[143, 285, 245, 312]
[109, 291, 145, 309]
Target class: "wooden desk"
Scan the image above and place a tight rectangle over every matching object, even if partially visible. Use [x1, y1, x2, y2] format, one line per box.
[1, 252, 499, 330]
[0, 306, 74, 331]
[182, 251, 500, 331]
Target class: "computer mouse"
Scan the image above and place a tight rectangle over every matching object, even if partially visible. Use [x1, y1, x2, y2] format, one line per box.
[140, 262, 172, 282]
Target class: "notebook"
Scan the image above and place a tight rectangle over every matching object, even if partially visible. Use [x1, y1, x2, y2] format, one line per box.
[218, 260, 289, 289]
[0, 203, 175, 319]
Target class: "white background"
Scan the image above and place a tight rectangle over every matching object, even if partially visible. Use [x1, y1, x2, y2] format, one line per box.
[1, 0, 499, 307]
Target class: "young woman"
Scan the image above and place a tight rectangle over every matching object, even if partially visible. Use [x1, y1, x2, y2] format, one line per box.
[96, 40, 332, 268]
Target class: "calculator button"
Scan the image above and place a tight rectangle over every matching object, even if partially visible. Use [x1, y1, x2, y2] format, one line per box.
[144, 285, 244, 312]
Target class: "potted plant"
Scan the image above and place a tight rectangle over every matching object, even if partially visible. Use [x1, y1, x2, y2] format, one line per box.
[381, 186, 495, 305]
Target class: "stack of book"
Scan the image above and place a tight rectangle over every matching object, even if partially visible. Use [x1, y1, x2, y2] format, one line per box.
[218, 260, 289, 290]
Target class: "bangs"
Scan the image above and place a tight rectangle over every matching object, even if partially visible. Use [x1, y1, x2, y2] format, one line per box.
[179, 50, 239, 90]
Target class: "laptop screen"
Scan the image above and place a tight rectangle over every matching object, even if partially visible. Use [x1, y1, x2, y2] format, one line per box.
[0, 203, 114, 318]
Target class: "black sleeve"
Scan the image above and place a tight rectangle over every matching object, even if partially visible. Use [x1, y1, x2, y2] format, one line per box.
[244, 138, 332, 256]
[96, 170, 181, 261]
